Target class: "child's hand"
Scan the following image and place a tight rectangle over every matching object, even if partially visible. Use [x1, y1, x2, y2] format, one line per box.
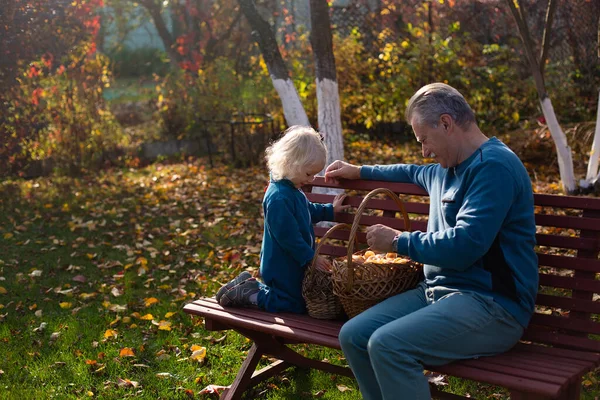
[333, 193, 350, 213]
[315, 256, 332, 272]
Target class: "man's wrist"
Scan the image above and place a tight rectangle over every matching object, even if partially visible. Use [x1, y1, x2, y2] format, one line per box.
[391, 234, 400, 252]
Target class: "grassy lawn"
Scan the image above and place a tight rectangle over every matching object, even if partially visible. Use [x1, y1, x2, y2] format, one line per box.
[1, 138, 598, 399]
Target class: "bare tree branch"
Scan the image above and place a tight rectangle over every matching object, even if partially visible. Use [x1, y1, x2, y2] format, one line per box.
[539, 0, 557, 76]
[505, 0, 546, 98]
[137, 0, 181, 67]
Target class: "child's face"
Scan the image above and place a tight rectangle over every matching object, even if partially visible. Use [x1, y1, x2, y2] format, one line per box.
[291, 162, 325, 188]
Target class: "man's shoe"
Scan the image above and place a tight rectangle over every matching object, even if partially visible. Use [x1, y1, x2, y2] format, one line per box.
[215, 271, 252, 302]
[219, 278, 260, 307]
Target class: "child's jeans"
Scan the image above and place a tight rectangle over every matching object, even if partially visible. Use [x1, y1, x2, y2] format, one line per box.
[339, 282, 524, 400]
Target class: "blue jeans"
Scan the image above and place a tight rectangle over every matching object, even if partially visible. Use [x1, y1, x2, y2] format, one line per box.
[338, 282, 524, 400]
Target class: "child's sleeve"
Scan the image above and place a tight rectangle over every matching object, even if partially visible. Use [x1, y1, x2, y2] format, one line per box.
[307, 202, 334, 223]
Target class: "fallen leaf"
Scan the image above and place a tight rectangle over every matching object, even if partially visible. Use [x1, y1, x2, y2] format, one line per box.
[144, 297, 159, 307]
[190, 346, 206, 363]
[337, 384, 352, 392]
[117, 378, 139, 388]
[104, 329, 118, 339]
[119, 347, 135, 357]
[199, 385, 229, 395]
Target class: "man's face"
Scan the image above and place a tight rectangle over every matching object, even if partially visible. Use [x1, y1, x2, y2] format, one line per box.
[411, 115, 454, 169]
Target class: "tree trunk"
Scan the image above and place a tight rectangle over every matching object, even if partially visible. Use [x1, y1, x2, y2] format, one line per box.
[238, 0, 309, 126]
[309, 0, 344, 169]
[585, 17, 600, 187]
[139, 0, 181, 68]
[505, 0, 577, 194]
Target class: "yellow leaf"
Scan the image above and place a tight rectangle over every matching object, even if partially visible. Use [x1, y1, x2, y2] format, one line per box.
[157, 320, 172, 331]
[136, 257, 148, 266]
[59, 302, 72, 309]
[144, 297, 159, 307]
[119, 347, 135, 357]
[104, 329, 118, 339]
[0, 287, 7, 294]
[190, 346, 206, 362]
[3, 233, 13, 239]
[164, 312, 176, 318]
[140, 313, 154, 320]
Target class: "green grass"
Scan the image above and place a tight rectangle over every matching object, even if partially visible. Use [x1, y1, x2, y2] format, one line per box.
[1, 138, 598, 399]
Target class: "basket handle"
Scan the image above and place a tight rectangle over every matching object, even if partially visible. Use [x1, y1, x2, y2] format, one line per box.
[305, 223, 353, 283]
[345, 188, 411, 291]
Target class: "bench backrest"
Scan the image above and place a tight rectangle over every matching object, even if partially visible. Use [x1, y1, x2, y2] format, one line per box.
[305, 177, 600, 354]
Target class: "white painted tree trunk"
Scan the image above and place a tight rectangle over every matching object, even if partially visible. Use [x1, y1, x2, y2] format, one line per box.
[316, 78, 344, 168]
[540, 98, 577, 193]
[271, 78, 310, 126]
[583, 91, 600, 186]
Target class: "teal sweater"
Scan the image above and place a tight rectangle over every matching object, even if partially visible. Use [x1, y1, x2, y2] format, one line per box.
[257, 179, 334, 313]
[360, 138, 538, 327]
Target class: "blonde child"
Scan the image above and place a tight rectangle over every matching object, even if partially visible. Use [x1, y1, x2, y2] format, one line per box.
[216, 125, 348, 313]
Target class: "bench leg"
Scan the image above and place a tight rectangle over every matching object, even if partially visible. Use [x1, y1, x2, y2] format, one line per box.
[220, 343, 270, 400]
[238, 327, 354, 378]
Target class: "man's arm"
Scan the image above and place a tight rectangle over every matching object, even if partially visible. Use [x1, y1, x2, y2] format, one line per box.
[396, 163, 518, 270]
[360, 164, 435, 191]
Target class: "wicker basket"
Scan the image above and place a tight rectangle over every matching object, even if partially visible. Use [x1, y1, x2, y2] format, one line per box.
[302, 223, 350, 320]
[332, 188, 422, 318]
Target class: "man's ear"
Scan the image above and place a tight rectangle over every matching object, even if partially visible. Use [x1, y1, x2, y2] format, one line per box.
[440, 114, 453, 132]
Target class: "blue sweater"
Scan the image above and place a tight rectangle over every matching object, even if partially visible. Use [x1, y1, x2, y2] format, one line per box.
[257, 179, 334, 313]
[361, 138, 538, 327]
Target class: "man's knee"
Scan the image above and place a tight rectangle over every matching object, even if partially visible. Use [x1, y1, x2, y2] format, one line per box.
[339, 318, 367, 350]
[367, 329, 414, 364]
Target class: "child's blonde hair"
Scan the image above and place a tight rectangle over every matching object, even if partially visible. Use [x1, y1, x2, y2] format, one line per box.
[266, 125, 327, 181]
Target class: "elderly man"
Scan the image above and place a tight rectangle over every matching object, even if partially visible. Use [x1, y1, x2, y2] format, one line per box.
[324, 83, 538, 400]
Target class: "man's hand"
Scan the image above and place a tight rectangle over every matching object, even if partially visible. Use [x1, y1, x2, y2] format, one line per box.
[332, 193, 350, 213]
[315, 256, 332, 272]
[365, 224, 400, 253]
[324, 160, 361, 184]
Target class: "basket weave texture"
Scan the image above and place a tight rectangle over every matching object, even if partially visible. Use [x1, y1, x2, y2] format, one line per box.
[302, 223, 349, 320]
[331, 188, 422, 318]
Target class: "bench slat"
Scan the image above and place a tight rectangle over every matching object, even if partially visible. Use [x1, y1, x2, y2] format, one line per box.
[535, 293, 600, 314]
[538, 274, 600, 292]
[533, 193, 600, 211]
[537, 253, 600, 273]
[307, 178, 429, 195]
[522, 327, 600, 352]
[183, 300, 343, 347]
[535, 233, 599, 251]
[307, 194, 431, 215]
[514, 342, 600, 363]
[457, 357, 576, 381]
[535, 214, 600, 231]
[529, 313, 600, 335]
[433, 362, 563, 397]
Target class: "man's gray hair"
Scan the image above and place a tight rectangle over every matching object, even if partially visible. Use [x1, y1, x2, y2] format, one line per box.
[405, 83, 476, 128]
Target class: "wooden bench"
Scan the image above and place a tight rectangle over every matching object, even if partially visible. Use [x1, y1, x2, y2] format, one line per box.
[184, 176, 600, 399]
